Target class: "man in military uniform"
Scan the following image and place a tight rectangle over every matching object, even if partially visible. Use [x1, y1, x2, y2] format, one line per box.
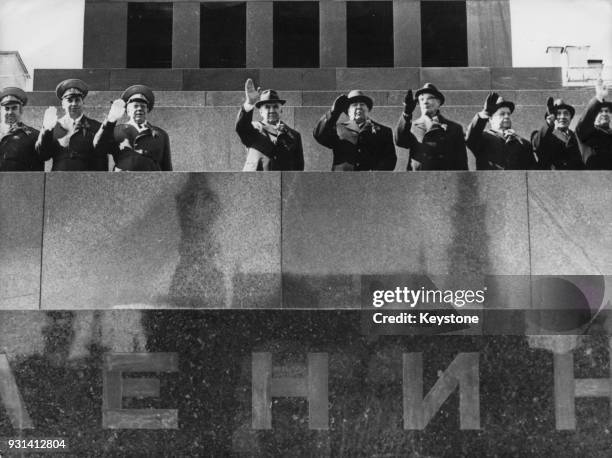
[36, 79, 108, 171]
[466, 92, 536, 170]
[532, 97, 584, 170]
[313, 90, 396, 171]
[394, 83, 467, 170]
[94, 85, 172, 171]
[236, 79, 304, 171]
[0, 87, 43, 171]
[575, 80, 611, 169]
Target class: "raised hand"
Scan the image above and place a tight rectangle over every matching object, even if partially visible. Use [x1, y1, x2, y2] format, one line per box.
[545, 97, 556, 125]
[42, 106, 58, 131]
[245, 78, 261, 106]
[596, 79, 609, 101]
[483, 92, 499, 117]
[331, 94, 349, 115]
[403, 89, 417, 115]
[108, 99, 126, 123]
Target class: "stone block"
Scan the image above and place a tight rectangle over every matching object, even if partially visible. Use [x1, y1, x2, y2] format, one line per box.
[337, 68, 420, 91]
[491, 67, 563, 90]
[83, 1, 127, 68]
[246, 2, 273, 68]
[420, 67, 491, 90]
[205, 91, 301, 107]
[528, 172, 612, 275]
[302, 68, 337, 91]
[183, 69, 261, 91]
[393, 0, 421, 67]
[0, 174, 44, 309]
[109, 69, 184, 91]
[302, 91, 390, 108]
[25, 92, 59, 107]
[41, 173, 281, 309]
[259, 69, 336, 91]
[33, 69, 111, 91]
[320, 1, 347, 68]
[281, 172, 530, 308]
[466, 0, 512, 67]
[513, 89, 594, 107]
[172, 2, 200, 68]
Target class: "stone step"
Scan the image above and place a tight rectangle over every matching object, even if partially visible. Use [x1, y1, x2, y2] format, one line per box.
[32, 67, 565, 92]
[23, 88, 595, 109]
[19, 105, 589, 172]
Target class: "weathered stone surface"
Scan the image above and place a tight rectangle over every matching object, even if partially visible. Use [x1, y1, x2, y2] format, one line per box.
[0, 309, 609, 456]
[281, 173, 530, 308]
[0, 174, 44, 309]
[528, 172, 612, 275]
[41, 173, 280, 309]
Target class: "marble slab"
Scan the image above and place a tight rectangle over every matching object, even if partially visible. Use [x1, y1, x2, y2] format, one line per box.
[40, 173, 280, 309]
[281, 172, 530, 308]
[0, 310, 609, 456]
[528, 172, 612, 275]
[0, 174, 44, 309]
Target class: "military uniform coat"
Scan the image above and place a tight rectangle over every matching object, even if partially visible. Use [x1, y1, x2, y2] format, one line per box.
[395, 113, 467, 170]
[36, 116, 108, 171]
[466, 115, 536, 170]
[0, 123, 43, 171]
[94, 120, 172, 171]
[313, 110, 396, 171]
[235, 107, 304, 171]
[531, 123, 584, 170]
[575, 97, 612, 169]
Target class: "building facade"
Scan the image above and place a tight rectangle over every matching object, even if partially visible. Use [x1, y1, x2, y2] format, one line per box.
[83, 0, 512, 69]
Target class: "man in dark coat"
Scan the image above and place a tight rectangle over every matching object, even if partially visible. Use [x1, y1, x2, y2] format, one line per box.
[236, 79, 304, 171]
[94, 85, 172, 171]
[313, 90, 396, 171]
[466, 92, 536, 170]
[36, 78, 108, 171]
[394, 83, 467, 171]
[0, 87, 43, 172]
[575, 80, 611, 169]
[532, 97, 584, 170]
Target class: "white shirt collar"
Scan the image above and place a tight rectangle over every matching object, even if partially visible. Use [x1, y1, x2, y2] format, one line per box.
[129, 118, 150, 132]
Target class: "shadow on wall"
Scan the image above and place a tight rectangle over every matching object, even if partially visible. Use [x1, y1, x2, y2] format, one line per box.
[283, 174, 492, 308]
[166, 174, 225, 308]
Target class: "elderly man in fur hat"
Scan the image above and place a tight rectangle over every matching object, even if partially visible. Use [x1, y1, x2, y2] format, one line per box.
[394, 83, 467, 171]
[236, 78, 304, 171]
[576, 80, 611, 169]
[466, 92, 536, 170]
[531, 97, 584, 170]
[0, 87, 43, 171]
[313, 90, 396, 171]
[37, 78, 108, 171]
[94, 84, 172, 171]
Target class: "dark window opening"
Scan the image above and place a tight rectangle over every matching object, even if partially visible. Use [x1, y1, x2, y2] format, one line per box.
[421, 1, 468, 67]
[273, 2, 319, 68]
[201, 3, 246, 68]
[127, 2, 173, 68]
[347, 2, 393, 67]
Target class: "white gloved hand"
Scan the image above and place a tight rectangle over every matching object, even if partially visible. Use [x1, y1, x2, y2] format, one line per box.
[108, 99, 126, 122]
[596, 79, 609, 101]
[42, 106, 58, 131]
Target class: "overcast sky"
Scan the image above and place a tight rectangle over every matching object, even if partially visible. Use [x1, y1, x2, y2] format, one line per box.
[0, 0, 610, 90]
[0, 0, 84, 86]
[510, 0, 612, 66]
